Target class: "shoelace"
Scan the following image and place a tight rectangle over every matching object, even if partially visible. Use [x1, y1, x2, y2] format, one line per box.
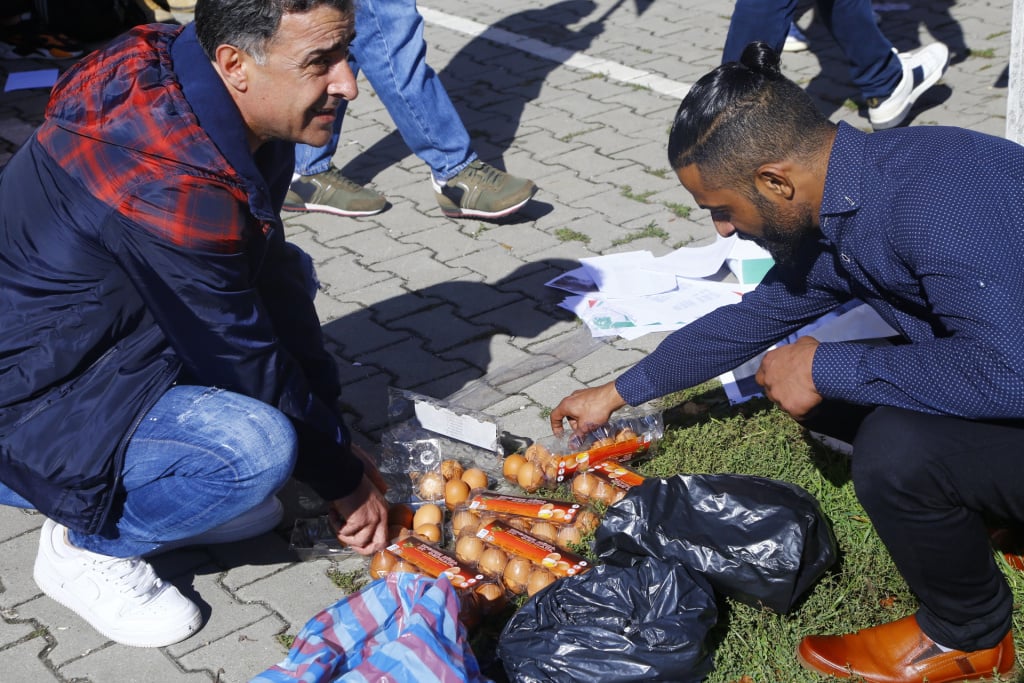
[90, 554, 163, 601]
[454, 162, 503, 189]
[323, 168, 366, 192]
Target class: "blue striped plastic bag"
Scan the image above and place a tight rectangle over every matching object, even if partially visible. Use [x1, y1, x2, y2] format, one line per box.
[252, 573, 491, 683]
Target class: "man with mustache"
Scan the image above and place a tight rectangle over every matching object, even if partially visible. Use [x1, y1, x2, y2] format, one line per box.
[551, 42, 1024, 683]
[0, 0, 387, 648]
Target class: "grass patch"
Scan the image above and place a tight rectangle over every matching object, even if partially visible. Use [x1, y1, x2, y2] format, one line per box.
[611, 221, 669, 246]
[644, 167, 671, 179]
[275, 633, 296, 650]
[620, 185, 656, 203]
[326, 567, 368, 594]
[969, 47, 997, 59]
[664, 201, 692, 218]
[554, 227, 591, 244]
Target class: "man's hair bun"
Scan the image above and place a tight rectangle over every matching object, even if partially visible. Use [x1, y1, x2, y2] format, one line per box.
[740, 41, 783, 79]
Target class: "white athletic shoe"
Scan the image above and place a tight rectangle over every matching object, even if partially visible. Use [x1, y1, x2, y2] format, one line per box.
[33, 519, 202, 648]
[868, 43, 949, 130]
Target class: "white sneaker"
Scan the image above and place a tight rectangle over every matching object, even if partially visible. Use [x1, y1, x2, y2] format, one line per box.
[783, 23, 809, 52]
[149, 495, 284, 555]
[868, 43, 949, 130]
[33, 519, 202, 648]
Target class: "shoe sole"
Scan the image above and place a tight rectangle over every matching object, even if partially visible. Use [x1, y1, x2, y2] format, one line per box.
[796, 643, 1019, 682]
[438, 191, 534, 219]
[282, 201, 387, 217]
[33, 554, 201, 647]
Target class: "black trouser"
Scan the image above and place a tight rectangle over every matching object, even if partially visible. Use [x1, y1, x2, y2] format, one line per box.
[803, 403, 1024, 651]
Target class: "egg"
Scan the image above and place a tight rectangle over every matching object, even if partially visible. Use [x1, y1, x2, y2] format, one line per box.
[592, 436, 615, 448]
[507, 516, 533, 532]
[527, 568, 556, 596]
[451, 509, 480, 536]
[572, 472, 598, 502]
[387, 524, 408, 541]
[525, 443, 552, 466]
[412, 503, 443, 528]
[475, 582, 507, 614]
[444, 478, 471, 509]
[417, 471, 446, 500]
[391, 560, 419, 574]
[530, 521, 559, 543]
[574, 509, 600, 535]
[461, 467, 488, 490]
[387, 503, 415, 529]
[503, 556, 533, 593]
[369, 550, 396, 579]
[556, 523, 583, 549]
[455, 534, 485, 565]
[479, 547, 508, 577]
[414, 523, 441, 543]
[616, 427, 638, 442]
[441, 459, 464, 482]
[516, 461, 544, 492]
[502, 453, 526, 481]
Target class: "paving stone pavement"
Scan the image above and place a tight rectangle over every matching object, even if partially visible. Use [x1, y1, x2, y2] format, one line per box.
[0, 0, 1017, 680]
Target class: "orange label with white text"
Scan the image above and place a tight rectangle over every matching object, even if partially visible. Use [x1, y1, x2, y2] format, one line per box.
[591, 461, 646, 490]
[388, 537, 484, 589]
[477, 520, 589, 578]
[553, 435, 653, 481]
[466, 492, 580, 523]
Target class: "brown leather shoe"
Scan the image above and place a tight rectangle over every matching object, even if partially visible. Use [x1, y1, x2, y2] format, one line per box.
[797, 615, 1015, 682]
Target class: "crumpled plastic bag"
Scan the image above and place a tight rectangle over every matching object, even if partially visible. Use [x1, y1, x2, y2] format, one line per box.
[252, 573, 491, 683]
[594, 474, 837, 614]
[497, 557, 717, 683]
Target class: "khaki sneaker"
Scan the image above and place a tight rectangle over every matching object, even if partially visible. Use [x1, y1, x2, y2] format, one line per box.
[433, 160, 536, 219]
[33, 519, 201, 648]
[283, 167, 388, 217]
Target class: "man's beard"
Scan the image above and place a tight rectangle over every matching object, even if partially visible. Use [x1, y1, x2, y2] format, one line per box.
[743, 194, 818, 270]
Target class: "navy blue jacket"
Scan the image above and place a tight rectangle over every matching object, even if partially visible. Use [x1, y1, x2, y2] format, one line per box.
[0, 24, 363, 534]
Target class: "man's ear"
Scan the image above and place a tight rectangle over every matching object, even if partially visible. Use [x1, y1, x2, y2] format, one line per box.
[755, 163, 796, 201]
[214, 44, 249, 92]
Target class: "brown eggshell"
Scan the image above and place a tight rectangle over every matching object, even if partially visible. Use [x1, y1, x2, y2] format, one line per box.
[478, 547, 509, 578]
[516, 461, 544, 492]
[527, 568, 556, 596]
[451, 509, 480, 536]
[475, 581, 508, 614]
[461, 467, 488, 490]
[503, 556, 534, 593]
[441, 459, 464, 482]
[502, 454, 526, 481]
[414, 523, 441, 543]
[455, 534, 485, 565]
[556, 523, 583, 548]
[412, 503, 443, 528]
[444, 479, 471, 510]
[529, 521, 559, 543]
[574, 509, 600, 535]
[369, 550, 396, 579]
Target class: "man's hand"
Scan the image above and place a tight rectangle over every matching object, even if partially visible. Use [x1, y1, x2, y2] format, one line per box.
[755, 336, 823, 420]
[328, 474, 388, 555]
[549, 381, 627, 436]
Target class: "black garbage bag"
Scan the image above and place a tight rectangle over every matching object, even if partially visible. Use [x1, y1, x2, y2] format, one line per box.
[498, 557, 718, 683]
[594, 474, 837, 614]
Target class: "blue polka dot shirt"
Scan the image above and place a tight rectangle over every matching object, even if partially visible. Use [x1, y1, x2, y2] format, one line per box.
[617, 122, 1024, 419]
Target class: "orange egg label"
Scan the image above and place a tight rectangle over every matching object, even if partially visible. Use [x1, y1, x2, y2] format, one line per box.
[477, 520, 589, 578]
[466, 492, 579, 523]
[388, 537, 484, 589]
[590, 461, 646, 490]
[553, 435, 653, 481]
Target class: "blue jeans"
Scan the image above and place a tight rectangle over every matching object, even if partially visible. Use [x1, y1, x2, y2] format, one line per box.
[723, 0, 902, 100]
[0, 386, 297, 557]
[293, 0, 476, 182]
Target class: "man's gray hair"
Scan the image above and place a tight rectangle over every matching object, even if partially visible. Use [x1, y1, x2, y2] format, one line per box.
[195, 0, 352, 64]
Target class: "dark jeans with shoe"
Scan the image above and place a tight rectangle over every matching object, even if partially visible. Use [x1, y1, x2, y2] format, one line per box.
[803, 402, 1024, 651]
[723, 0, 902, 100]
